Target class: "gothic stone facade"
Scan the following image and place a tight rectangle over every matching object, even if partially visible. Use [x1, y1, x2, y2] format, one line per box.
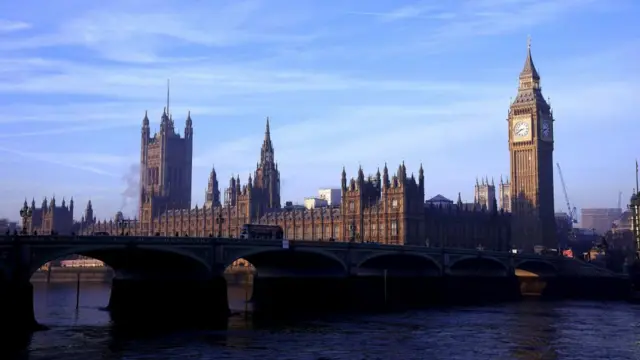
[24, 197, 75, 235]
[73, 115, 511, 251]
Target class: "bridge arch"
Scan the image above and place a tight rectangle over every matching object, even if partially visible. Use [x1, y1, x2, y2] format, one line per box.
[228, 248, 347, 277]
[449, 256, 509, 276]
[357, 252, 441, 276]
[514, 259, 558, 277]
[29, 244, 213, 278]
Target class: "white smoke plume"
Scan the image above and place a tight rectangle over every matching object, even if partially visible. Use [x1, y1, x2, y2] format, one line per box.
[120, 164, 140, 216]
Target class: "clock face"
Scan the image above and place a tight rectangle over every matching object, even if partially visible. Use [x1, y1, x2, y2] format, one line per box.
[541, 121, 551, 137]
[514, 121, 529, 137]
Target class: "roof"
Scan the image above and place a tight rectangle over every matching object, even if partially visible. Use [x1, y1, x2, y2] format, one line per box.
[426, 194, 452, 203]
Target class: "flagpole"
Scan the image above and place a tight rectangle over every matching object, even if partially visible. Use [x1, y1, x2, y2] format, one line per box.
[636, 159, 640, 192]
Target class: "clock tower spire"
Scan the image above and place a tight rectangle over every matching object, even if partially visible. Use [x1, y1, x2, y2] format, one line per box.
[507, 37, 556, 251]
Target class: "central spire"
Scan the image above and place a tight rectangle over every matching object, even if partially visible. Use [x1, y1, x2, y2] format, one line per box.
[262, 117, 273, 151]
[265, 116, 270, 136]
[258, 116, 275, 169]
[520, 36, 540, 80]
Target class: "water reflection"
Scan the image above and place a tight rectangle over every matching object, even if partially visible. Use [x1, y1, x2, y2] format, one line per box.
[19, 282, 640, 360]
[507, 300, 559, 360]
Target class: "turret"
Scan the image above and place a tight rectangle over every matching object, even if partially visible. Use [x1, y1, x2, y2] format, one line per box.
[383, 163, 389, 189]
[205, 165, 220, 209]
[142, 110, 150, 128]
[418, 163, 424, 194]
[185, 110, 193, 139]
[341, 166, 347, 191]
[84, 200, 94, 224]
[160, 107, 169, 133]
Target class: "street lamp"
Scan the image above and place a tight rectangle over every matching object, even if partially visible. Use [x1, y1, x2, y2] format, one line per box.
[216, 211, 225, 238]
[19, 202, 32, 235]
[118, 220, 129, 236]
[349, 219, 356, 243]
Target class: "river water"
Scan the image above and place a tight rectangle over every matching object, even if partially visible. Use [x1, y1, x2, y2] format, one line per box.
[7, 282, 640, 359]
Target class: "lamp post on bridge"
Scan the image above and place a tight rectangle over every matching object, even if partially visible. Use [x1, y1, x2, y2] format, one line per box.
[117, 220, 129, 236]
[19, 202, 32, 236]
[349, 219, 356, 243]
[216, 211, 225, 238]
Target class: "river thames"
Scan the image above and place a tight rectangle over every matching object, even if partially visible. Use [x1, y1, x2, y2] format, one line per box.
[7, 282, 640, 359]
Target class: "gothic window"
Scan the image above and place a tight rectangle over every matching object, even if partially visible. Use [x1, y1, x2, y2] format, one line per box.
[349, 201, 355, 211]
[391, 199, 399, 209]
[391, 220, 398, 236]
[333, 225, 340, 237]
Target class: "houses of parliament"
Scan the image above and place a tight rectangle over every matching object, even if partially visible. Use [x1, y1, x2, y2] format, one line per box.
[24, 42, 557, 251]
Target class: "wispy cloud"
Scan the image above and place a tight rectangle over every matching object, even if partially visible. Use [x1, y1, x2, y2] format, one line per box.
[351, 0, 605, 52]
[0, 146, 129, 176]
[349, 4, 443, 22]
[0, 1, 321, 63]
[0, 20, 30, 33]
[0, 101, 239, 127]
[437, 0, 605, 47]
[0, 55, 488, 101]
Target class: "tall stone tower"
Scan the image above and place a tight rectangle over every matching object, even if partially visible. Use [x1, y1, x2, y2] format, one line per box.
[474, 177, 497, 212]
[498, 176, 512, 213]
[204, 165, 221, 209]
[139, 96, 194, 223]
[507, 39, 556, 250]
[252, 117, 281, 214]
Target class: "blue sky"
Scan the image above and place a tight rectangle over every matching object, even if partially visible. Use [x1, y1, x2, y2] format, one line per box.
[0, 0, 638, 222]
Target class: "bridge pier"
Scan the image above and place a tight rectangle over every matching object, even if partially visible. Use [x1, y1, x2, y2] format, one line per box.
[108, 275, 230, 328]
[445, 275, 521, 304]
[251, 275, 352, 316]
[538, 276, 630, 300]
[0, 279, 41, 334]
[251, 275, 449, 315]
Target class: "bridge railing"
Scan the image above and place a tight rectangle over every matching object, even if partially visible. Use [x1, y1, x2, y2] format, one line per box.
[0, 235, 561, 260]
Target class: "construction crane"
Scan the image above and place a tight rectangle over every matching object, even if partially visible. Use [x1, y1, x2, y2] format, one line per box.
[556, 163, 577, 225]
[556, 163, 577, 252]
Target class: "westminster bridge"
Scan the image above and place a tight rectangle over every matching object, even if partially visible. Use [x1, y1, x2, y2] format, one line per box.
[0, 235, 629, 333]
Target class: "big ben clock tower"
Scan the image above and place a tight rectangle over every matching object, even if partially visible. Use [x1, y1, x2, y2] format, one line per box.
[508, 38, 556, 251]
